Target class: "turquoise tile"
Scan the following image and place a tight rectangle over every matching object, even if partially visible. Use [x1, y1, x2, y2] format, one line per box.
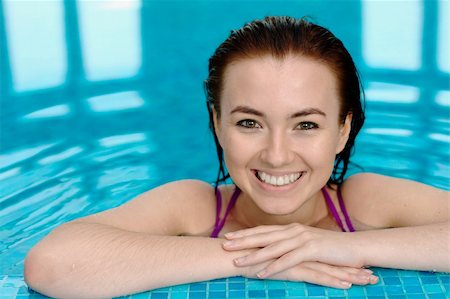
[267, 289, 285, 297]
[287, 289, 306, 296]
[171, 284, 190, 292]
[208, 283, 226, 291]
[423, 284, 444, 294]
[326, 288, 346, 296]
[208, 291, 226, 298]
[347, 286, 366, 295]
[150, 293, 168, 299]
[306, 286, 325, 296]
[228, 277, 244, 282]
[228, 282, 245, 290]
[406, 294, 426, 299]
[265, 281, 285, 289]
[365, 286, 385, 296]
[130, 291, 150, 299]
[403, 285, 423, 293]
[170, 292, 188, 299]
[248, 290, 267, 298]
[399, 271, 419, 277]
[285, 282, 305, 289]
[188, 291, 206, 299]
[247, 281, 266, 290]
[228, 290, 245, 298]
[384, 277, 401, 285]
[401, 277, 421, 285]
[376, 269, 399, 277]
[385, 286, 403, 295]
[189, 283, 207, 292]
[421, 277, 440, 284]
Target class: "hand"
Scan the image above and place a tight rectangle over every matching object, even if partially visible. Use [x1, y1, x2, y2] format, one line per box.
[245, 260, 378, 289]
[223, 223, 366, 278]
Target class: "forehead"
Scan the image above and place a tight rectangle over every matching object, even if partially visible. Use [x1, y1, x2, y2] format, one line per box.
[220, 55, 340, 114]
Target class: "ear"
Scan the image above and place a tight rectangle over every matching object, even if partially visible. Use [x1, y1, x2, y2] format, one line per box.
[336, 113, 352, 154]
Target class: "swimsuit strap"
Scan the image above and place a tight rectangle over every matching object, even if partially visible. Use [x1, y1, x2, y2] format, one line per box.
[337, 187, 355, 232]
[321, 186, 355, 232]
[211, 186, 241, 238]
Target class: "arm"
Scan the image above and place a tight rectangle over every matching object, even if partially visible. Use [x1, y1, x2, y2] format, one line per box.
[24, 180, 250, 298]
[351, 221, 450, 271]
[25, 221, 248, 299]
[344, 173, 450, 271]
[222, 174, 449, 276]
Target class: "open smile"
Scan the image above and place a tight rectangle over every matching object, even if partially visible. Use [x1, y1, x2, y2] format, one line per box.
[253, 170, 305, 187]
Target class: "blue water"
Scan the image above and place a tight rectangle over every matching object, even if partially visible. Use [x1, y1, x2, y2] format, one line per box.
[0, 1, 449, 298]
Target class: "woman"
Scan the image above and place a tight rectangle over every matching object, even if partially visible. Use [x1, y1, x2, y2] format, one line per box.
[24, 16, 449, 298]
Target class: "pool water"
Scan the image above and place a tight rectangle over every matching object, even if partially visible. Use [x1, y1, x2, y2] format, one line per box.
[0, 0, 449, 298]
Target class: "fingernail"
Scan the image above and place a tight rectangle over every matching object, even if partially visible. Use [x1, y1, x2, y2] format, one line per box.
[357, 275, 371, 281]
[234, 257, 246, 265]
[257, 270, 267, 279]
[370, 275, 379, 283]
[223, 241, 235, 247]
[340, 281, 352, 288]
[224, 232, 234, 238]
[363, 269, 373, 274]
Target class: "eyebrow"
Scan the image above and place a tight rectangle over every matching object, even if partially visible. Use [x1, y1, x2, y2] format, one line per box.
[230, 105, 327, 118]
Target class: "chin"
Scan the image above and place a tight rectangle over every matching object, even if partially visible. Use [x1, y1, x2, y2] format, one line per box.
[257, 197, 303, 216]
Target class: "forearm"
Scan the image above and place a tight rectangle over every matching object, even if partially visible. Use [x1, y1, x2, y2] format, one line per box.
[24, 222, 250, 298]
[352, 222, 450, 272]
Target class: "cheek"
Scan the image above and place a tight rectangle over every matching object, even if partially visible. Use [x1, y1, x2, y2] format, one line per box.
[222, 131, 253, 171]
[299, 134, 340, 167]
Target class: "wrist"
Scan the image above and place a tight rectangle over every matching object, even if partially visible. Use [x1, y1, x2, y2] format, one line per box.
[348, 232, 369, 268]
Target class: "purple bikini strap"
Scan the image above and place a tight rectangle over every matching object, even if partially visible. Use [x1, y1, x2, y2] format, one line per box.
[321, 187, 345, 232]
[211, 187, 241, 238]
[212, 187, 223, 237]
[337, 187, 355, 232]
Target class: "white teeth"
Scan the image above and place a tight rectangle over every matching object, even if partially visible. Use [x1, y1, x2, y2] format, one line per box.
[276, 177, 283, 186]
[257, 171, 302, 186]
[270, 176, 277, 185]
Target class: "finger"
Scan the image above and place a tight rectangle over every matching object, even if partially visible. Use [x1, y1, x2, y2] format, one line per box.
[224, 225, 288, 239]
[301, 262, 378, 286]
[257, 248, 306, 278]
[271, 264, 354, 289]
[223, 227, 300, 251]
[233, 237, 306, 266]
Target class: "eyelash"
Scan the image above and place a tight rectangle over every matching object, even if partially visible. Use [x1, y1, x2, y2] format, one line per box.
[236, 119, 262, 129]
[296, 122, 319, 130]
[236, 120, 319, 130]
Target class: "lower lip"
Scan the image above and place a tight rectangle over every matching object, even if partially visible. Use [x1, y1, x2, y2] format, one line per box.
[252, 171, 304, 193]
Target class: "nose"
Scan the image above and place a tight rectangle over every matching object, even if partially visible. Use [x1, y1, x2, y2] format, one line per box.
[260, 130, 294, 168]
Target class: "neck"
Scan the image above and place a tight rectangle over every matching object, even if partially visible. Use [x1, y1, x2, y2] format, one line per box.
[234, 189, 328, 228]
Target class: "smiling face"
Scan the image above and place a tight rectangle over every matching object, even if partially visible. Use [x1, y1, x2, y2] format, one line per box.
[214, 55, 351, 216]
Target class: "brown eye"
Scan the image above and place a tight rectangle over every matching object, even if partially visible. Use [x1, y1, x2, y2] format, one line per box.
[237, 119, 261, 129]
[297, 122, 318, 130]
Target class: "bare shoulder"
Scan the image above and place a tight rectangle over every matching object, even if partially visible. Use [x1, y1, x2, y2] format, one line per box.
[74, 179, 217, 236]
[342, 173, 449, 228]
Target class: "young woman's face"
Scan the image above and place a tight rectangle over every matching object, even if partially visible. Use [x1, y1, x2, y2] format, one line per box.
[214, 55, 351, 215]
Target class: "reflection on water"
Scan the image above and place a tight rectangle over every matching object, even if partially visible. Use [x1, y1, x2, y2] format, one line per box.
[0, 0, 449, 276]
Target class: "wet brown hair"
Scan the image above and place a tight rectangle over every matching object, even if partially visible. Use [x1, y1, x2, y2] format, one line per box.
[204, 16, 365, 187]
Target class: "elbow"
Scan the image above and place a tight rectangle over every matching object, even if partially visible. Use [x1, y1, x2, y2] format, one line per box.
[24, 245, 61, 297]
